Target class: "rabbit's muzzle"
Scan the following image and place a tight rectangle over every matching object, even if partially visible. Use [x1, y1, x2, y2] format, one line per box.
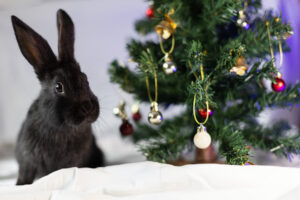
[80, 98, 99, 123]
[81, 96, 99, 122]
[67, 96, 99, 126]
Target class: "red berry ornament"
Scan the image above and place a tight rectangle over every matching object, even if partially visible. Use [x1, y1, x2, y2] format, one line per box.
[132, 112, 142, 121]
[120, 120, 133, 136]
[272, 77, 286, 92]
[198, 108, 213, 119]
[146, 7, 154, 18]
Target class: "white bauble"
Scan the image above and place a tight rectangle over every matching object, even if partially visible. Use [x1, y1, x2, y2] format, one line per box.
[193, 126, 211, 149]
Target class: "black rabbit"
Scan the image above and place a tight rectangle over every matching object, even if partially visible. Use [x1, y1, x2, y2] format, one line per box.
[11, 9, 104, 185]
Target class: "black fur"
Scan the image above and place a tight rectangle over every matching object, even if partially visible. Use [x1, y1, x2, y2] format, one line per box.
[11, 9, 104, 185]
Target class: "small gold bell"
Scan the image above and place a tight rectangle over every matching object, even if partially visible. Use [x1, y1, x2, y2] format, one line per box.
[193, 124, 211, 149]
[148, 102, 163, 125]
[155, 13, 177, 40]
[155, 21, 174, 39]
[230, 56, 248, 76]
[163, 54, 177, 75]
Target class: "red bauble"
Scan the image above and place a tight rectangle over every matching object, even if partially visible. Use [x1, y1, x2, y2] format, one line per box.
[198, 108, 213, 119]
[272, 77, 286, 92]
[132, 112, 142, 121]
[146, 7, 154, 18]
[120, 120, 133, 136]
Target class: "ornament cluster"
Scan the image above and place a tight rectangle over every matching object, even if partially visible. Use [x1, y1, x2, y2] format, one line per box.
[155, 9, 178, 75]
[113, 101, 142, 136]
[112, 5, 293, 157]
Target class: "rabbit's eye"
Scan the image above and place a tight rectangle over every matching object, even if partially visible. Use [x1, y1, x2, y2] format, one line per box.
[55, 82, 64, 94]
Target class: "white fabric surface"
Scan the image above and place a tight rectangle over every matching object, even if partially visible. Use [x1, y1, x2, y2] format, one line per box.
[0, 161, 300, 200]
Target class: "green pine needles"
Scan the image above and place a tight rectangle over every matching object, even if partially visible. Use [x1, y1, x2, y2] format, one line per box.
[109, 0, 300, 165]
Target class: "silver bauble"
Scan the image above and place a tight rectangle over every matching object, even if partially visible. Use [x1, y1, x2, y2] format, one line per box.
[148, 101, 163, 125]
[163, 54, 177, 75]
[148, 110, 163, 125]
[163, 61, 177, 75]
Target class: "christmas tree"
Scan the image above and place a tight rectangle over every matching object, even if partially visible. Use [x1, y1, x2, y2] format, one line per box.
[109, 0, 300, 165]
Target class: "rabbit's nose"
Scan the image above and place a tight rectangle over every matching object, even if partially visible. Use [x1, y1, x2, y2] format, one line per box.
[80, 100, 92, 114]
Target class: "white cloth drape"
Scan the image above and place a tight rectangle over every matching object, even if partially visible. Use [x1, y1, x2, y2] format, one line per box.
[0, 161, 300, 200]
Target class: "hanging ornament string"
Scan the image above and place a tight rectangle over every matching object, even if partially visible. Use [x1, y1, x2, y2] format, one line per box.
[155, 9, 177, 75]
[145, 62, 158, 103]
[266, 21, 286, 92]
[188, 60, 198, 79]
[277, 33, 283, 68]
[155, 8, 177, 40]
[159, 34, 175, 55]
[192, 55, 212, 149]
[266, 21, 275, 68]
[193, 95, 209, 125]
[144, 61, 163, 125]
[192, 58, 210, 125]
[275, 18, 284, 69]
[266, 21, 284, 69]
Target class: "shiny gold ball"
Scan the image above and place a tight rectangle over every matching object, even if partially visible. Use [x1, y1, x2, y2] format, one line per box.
[148, 110, 163, 125]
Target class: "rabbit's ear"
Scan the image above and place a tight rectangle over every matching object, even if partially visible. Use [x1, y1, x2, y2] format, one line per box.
[57, 9, 75, 62]
[11, 16, 57, 78]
